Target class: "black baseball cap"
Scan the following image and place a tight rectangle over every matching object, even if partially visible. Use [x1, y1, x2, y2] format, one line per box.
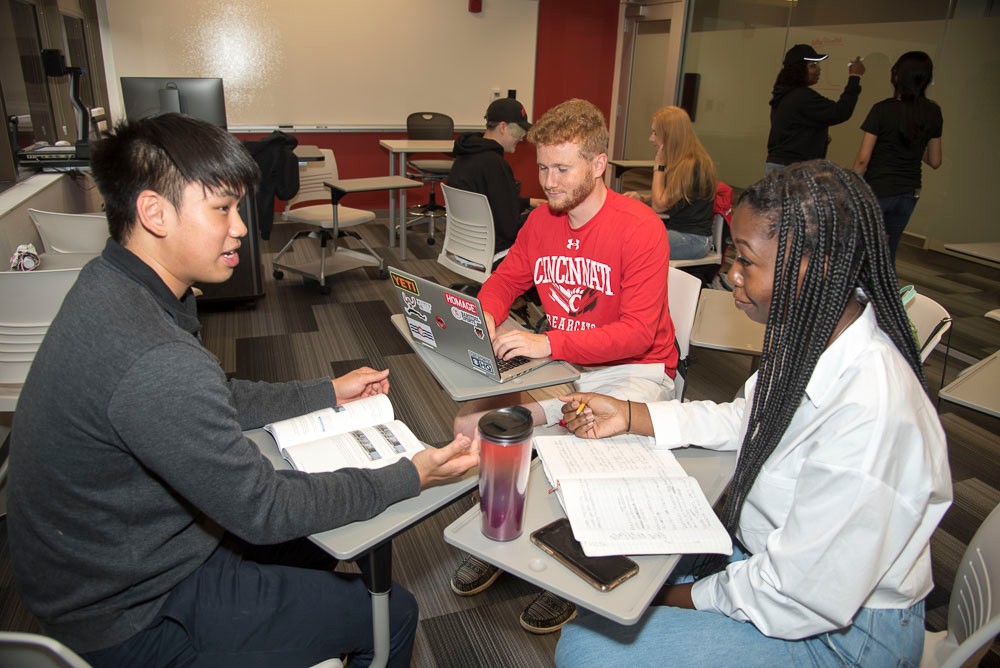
[486, 98, 531, 131]
[783, 44, 829, 66]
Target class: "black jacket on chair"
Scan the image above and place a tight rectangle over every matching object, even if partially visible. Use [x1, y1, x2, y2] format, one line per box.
[243, 132, 300, 240]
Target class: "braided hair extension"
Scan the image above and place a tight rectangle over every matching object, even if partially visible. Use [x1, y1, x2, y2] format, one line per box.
[695, 160, 923, 576]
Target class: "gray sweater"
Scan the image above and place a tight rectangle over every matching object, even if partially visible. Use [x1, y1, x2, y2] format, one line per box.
[8, 240, 420, 653]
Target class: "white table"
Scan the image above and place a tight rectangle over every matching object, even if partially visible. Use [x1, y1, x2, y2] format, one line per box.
[245, 429, 478, 668]
[944, 241, 1000, 265]
[379, 139, 455, 260]
[445, 449, 736, 625]
[690, 288, 765, 372]
[608, 159, 654, 193]
[938, 350, 1000, 418]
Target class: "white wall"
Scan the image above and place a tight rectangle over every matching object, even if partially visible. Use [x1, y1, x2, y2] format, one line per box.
[99, 0, 540, 129]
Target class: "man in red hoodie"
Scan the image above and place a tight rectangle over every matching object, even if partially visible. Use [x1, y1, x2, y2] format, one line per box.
[449, 98, 678, 634]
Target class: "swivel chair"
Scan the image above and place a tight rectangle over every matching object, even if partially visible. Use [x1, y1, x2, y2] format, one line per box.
[405, 112, 454, 245]
[271, 149, 381, 295]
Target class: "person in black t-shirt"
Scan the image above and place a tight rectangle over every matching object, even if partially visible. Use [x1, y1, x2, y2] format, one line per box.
[765, 44, 866, 174]
[853, 51, 943, 262]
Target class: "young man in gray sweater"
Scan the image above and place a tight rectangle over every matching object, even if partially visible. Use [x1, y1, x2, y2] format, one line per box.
[7, 113, 479, 668]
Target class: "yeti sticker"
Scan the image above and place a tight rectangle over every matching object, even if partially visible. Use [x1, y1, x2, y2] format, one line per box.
[468, 350, 495, 376]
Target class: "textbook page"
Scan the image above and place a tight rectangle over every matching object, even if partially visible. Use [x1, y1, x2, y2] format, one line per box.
[533, 434, 731, 557]
[265, 394, 394, 448]
[279, 420, 424, 473]
[560, 474, 732, 557]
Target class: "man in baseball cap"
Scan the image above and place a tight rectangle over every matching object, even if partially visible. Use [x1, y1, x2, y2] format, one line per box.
[765, 43, 866, 173]
[448, 98, 544, 255]
[485, 97, 532, 132]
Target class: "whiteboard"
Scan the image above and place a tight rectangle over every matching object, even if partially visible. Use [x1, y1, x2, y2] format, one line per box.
[103, 0, 539, 128]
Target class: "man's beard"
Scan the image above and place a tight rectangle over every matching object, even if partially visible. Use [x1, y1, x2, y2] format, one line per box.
[547, 170, 596, 213]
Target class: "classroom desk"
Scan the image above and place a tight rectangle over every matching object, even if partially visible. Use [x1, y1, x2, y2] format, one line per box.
[445, 449, 736, 625]
[944, 242, 1000, 265]
[690, 288, 765, 370]
[245, 429, 478, 668]
[293, 144, 323, 163]
[938, 350, 1000, 418]
[608, 159, 654, 193]
[390, 313, 580, 401]
[272, 176, 420, 290]
[379, 139, 455, 260]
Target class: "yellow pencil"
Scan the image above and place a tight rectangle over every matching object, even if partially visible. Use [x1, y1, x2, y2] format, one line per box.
[574, 401, 587, 416]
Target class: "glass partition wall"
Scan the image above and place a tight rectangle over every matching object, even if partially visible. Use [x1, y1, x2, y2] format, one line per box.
[675, 0, 999, 252]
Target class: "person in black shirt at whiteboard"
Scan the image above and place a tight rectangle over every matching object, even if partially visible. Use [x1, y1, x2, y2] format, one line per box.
[853, 51, 943, 263]
[765, 44, 866, 174]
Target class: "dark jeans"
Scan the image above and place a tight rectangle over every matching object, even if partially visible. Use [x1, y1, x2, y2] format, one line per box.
[83, 536, 418, 668]
[879, 193, 918, 263]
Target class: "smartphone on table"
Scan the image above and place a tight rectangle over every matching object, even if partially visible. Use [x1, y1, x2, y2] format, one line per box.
[529, 518, 639, 592]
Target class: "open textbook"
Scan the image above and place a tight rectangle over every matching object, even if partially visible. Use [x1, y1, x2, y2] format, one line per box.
[534, 434, 732, 558]
[265, 394, 424, 473]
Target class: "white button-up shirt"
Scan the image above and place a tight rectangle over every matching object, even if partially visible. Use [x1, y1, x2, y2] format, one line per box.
[648, 304, 951, 639]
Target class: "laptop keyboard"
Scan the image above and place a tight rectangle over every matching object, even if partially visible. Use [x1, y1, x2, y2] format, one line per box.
[497, 355, 532, 373]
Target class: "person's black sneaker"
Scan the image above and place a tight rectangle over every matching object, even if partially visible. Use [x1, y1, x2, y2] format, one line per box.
[450, 555, 502, 596]
[519, 591, 577, 634]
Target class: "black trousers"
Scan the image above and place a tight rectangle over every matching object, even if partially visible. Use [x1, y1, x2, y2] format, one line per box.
[83, 536, 418, 668]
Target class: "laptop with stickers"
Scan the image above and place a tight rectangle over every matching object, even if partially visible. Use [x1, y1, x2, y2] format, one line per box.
[388, 267, 553, 383]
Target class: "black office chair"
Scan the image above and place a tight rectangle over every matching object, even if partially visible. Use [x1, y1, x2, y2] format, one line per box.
[405, 112, 454, 245]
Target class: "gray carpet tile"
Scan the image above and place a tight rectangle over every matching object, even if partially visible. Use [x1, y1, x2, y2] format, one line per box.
[418, 596, 559, 668]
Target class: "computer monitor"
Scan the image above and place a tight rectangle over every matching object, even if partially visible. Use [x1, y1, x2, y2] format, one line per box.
[120, 77, 228, 128]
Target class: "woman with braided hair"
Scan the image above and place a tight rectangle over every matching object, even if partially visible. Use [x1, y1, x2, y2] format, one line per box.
[554, 160, 951, 667]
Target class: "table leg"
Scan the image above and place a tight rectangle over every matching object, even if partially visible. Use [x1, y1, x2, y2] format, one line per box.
[359, 541, 393, 668]
[398, 153, 409, 261]
[387, 151, 397, 249]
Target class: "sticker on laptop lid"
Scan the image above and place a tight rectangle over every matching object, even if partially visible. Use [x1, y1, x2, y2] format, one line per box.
[402, 295, 428, 321]
[444, 291, 478, 315]
[390, 271, 419, 295]
[468, 350, 495, 376]
[407, 318, 436, 347]
[451, 307, 482, 326]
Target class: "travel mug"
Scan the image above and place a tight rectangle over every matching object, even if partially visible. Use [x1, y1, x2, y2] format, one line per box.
[478, 406, 533, 541]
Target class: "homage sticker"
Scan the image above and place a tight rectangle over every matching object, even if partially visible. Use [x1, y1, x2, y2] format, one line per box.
[406, 318, 436, 348]
[444, 291, 478, 315]
[468, 350, 495, 376]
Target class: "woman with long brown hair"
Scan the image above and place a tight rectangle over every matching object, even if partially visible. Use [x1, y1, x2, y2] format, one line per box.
[624, 106, 717, 260]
